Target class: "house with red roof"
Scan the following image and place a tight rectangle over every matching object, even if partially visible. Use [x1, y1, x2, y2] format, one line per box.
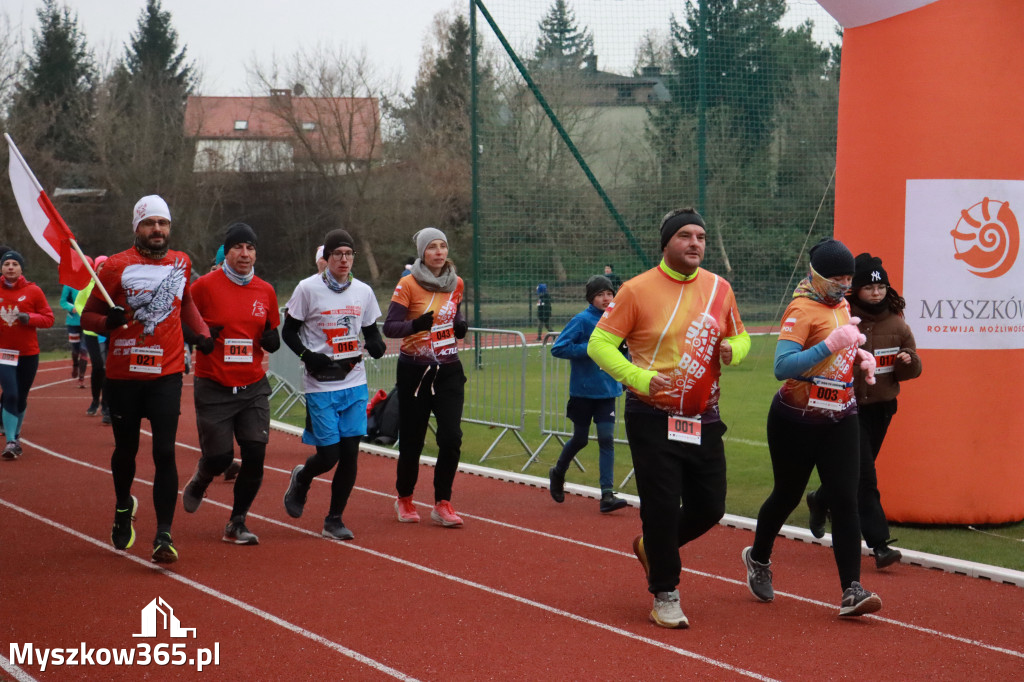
[184, 89, 382, 173]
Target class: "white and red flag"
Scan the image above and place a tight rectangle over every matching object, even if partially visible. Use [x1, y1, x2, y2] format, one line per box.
[5, 133, 93, 289]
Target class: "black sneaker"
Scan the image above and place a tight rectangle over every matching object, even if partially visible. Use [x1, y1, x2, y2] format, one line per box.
[181, 466, 214, 513]
[223, 517, 259, 545]
[839, 581, 882, 616]
[86, 400, 99, 416]
[806, 490, 828, 539]
[151, 532, 178, 564]
[742, 546, 775, 602]
[222, 460, 242, 481]
[2, 441, 19, 460]
[873, 543, 903, 570]
[548, 466, 565, 503]
[283, 465, 308, 518]
[322, 515, 354, 541]
[599, 491, 628, 513]
[111, 495, 138, 550]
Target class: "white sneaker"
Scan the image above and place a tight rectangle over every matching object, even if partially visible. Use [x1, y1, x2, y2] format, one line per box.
[650, 590, 689, 629]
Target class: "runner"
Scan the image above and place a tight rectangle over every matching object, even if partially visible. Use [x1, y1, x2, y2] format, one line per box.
[81, 195, 211, 563]
[743, 237, 883, 617]
[0, 250, 55, 459]
[74, 255, 110, 423]
[548, 274, 628, 514]
[281, 229, 386, 540]
[181, 223, 280, 545]
[60, 269, 88, 389]
[588, 207, 750, 628]
[383, 227, 469, 527]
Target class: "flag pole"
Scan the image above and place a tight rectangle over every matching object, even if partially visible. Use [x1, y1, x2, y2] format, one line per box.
[4, 133, 117, 308]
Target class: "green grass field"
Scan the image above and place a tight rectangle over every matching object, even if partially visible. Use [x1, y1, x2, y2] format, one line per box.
[260, 334, 1023, 573]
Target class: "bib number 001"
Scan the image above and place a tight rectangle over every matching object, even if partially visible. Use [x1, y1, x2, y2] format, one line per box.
[667, 415, 701, 444]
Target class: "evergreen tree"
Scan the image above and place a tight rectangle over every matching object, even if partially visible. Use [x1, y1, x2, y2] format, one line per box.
[10, 0, 96, 171]
[95, 0, 195, 203]
[534, 0, 594, 70]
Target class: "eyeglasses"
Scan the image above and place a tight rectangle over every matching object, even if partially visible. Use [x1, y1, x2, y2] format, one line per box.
[329, 249, 356, 260]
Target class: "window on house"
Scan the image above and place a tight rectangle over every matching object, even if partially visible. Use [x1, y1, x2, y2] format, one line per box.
[616, 86, 633, 105]
[234, 120, 248, 130]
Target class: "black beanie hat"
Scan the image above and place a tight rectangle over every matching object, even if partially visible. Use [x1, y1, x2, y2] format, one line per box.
[660, 208, 706, 250]
[323, 229, 354, 255]
[809, 238, 855, 278]
[852, 252, 889, 289]
[223, 222, 257, 252]
[585, 275, 614, 302]
[1, 250, 25, 269]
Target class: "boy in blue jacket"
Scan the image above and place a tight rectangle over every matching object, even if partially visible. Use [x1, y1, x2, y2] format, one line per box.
[549, 275, 628, 513]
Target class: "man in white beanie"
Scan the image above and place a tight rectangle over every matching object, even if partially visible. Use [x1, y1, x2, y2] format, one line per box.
[81, 194, 213, 564]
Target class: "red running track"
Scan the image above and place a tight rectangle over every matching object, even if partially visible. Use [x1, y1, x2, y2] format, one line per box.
[1, 360, 1022, 680]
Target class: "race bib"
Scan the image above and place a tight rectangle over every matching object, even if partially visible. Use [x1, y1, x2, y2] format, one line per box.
[808, 377, 845, 411]
[430, 322, 455, 352]
[0, 348, 19, 367]
[129, 346, 163, 374]
[873, 347, 899, 375]
[223, 338, 253, 363]
[667, 415, 702, 445]
[330, 334, 361, 360]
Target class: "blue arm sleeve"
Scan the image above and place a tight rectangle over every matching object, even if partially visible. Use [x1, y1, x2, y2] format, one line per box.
[550, 316, 588, 359]
[773, 339, 832, 380]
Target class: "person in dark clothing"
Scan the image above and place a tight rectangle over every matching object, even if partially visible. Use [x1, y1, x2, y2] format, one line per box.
[536, 283, 552, 341]
[805, 253, 922, 568]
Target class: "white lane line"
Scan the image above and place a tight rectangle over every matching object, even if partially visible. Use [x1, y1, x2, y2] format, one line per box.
[0, 654, 37, 682]
[0, 497, 419, 682]
[18, 439, 777, 681]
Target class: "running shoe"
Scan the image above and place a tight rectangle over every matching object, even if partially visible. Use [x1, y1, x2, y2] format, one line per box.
[322, 515, 354, 541]
[650, 590, 689, 629]
[111, 495, 138, 550]
[395, 495, 420, 523]
[283, 465, 308, 518]
[806, 490, 828, 539]
[2, 441, 20, 460]
[632, 535, 650, 581]
[839, 581, 882, 617]
[548, 466, 565, 503]
[101, 409, 111, 425]
[223, 517, 259, 545]
[86, 400, 99, 416]
[873, 543, 902, 569]
[430, 500, 463, 527]
[222, 460, 241, 481]
[151, 532, 178, 564]
[599, 491, 628, 513]
[742, 546, 775, 602]
[181, 466, 213, 513]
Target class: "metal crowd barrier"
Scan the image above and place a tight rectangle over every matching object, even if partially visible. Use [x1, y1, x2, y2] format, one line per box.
[526, 332, 634, 488]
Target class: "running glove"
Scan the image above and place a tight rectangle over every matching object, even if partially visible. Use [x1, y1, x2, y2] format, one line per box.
[15, 312, 29, 324]
[106, 305, 127, 329]
[856, 347, 877, 385]
[195, 336, 216, 354]
[260, 324, 281, 353]
[824, 317, 865, 353]
[301, 350, 332, 372]
[453, 318, 468, 339]
[411, 310, 434, 333]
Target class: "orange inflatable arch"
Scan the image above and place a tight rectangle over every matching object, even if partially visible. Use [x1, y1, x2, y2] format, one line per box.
[820, 0, 1024, 523]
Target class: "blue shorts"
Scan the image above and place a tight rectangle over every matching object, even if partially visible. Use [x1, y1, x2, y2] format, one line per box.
[302, 385, 368, 446]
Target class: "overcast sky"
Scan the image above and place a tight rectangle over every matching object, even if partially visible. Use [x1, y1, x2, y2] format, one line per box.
[5, 1, 839, 97]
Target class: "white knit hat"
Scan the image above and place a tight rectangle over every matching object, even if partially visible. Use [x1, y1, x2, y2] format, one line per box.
[315, 244, 325, 266]
[132, 195, 172, 232]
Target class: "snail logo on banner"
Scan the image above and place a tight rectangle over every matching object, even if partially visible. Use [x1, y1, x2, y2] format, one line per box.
[904, 179, 1024, 349]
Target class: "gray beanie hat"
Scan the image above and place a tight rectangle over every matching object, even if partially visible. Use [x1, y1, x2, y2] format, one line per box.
[414, 227, 447, 260]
